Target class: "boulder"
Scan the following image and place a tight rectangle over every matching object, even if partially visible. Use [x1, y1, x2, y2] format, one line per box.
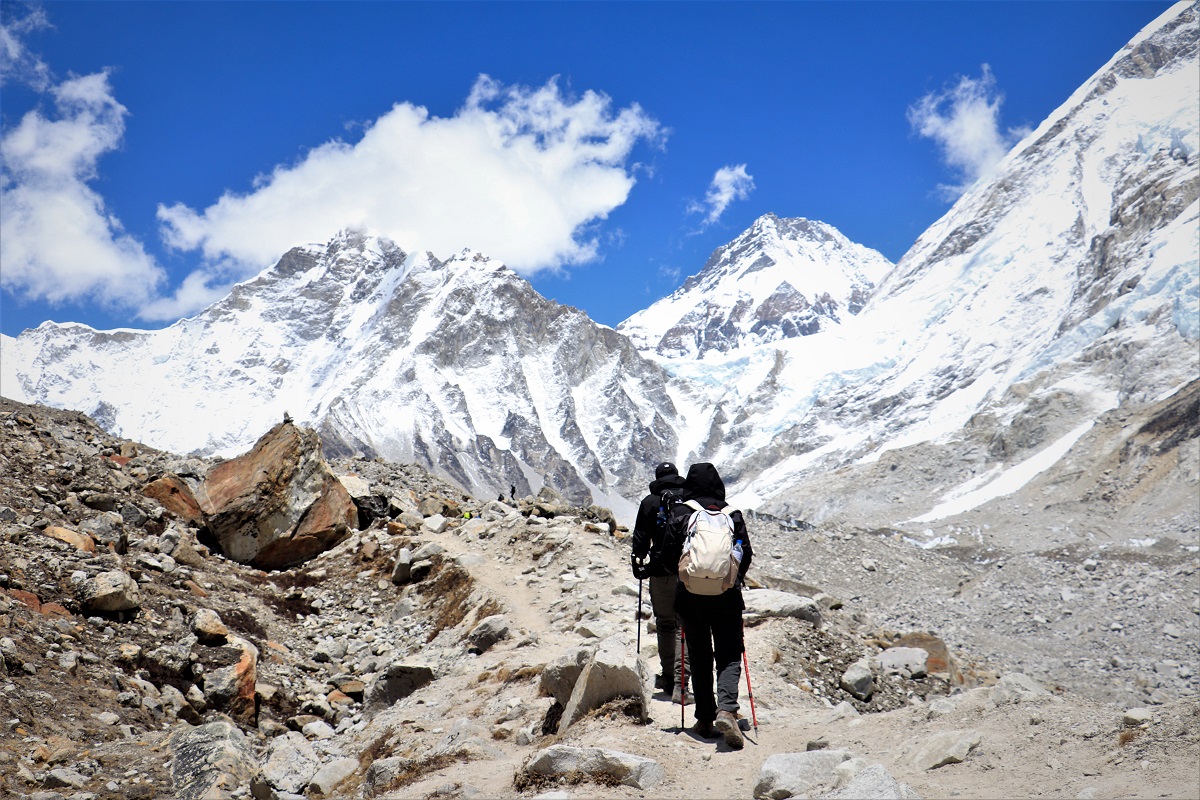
[42, 526, 96, 553]
[753, 750, 852, 799]
[742, 589, 822, 626]
[191, 609, 229, 645]
[363, 663, 435, 717]
[559, 634, 649, 731]
[423, 514, 450, 534]
[892, 632, 960, 683]
[170, 719, 259, 800]
[522, 745, 664, 790]
[143, 474, 206, 525]
[466, 614, 510, 654]
[990, 673, 1050, 705]
[840, 658, 874, 701]
[194, 422, 356, 570]
[824, 763, 923, 799]
[877, 647, 928, 679]
[79, 570, 140, 613]
[262, 731, 319, 794]
[908, 729, 982, 770]
[203, 636, 258, 726]
[539, 645, 596, 705]
[309, 757, 358, 796]
[390, 548, 413, 583]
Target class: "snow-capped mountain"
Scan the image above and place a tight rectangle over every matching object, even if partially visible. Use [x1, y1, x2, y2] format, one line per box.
[618, 214, 893, 358]
[688, 1, 1198, 532]
[0, 232, 687, 513]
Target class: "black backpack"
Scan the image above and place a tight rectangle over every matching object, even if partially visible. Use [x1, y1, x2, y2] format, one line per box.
[649, 488, 691, 576]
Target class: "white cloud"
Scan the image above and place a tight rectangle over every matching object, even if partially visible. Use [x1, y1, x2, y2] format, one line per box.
[907, 64, 1031, 198]
[158, 74, 664, 277]
[0, 70, 168, 309]
[689, 164, 755, 227]
[0, 5, 52, 90]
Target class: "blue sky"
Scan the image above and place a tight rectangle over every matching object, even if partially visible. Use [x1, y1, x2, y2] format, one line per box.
[0, 1, 1174, 338]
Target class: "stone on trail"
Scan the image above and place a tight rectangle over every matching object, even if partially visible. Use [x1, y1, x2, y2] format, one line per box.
[539, 645, 597, 705]
[824, 763, 923, 799]
[466, 614, 511, 654]
[753, 750, 853, 799]
[170, 719, 260, 800]
[308, 757, 358, 796]
[423, 513, 450, 533]
[1123, 707, 1154, 726]
[559, 633, 649, 731]
[877, 647, 928, 679]
[262, 731, 319, 794]
[840, 658, 874, 701]
[743, 588, 822, 626]
[908, 729, 982, 770]
[990, 672, 1050, 705]
[363, 662, 435, 717]
[78, 569, 141, 613]
[522, 745, 665, 790]
[195, 421, 357, 570]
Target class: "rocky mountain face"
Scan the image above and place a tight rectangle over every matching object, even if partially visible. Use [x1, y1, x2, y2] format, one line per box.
[618, 214, 893, 359]
[0, 397, 1197, 799]
[1, 232, 685, 513]
[682, 2, 1199, 543]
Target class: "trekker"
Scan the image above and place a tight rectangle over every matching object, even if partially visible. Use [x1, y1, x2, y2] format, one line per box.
[674, 462, 753, 749]
[630, 461, 687, 697]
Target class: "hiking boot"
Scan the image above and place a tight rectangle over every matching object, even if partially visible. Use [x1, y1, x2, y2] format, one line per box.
[671, 686, 690, 705]
[714, 711, 744, 749]
[654, 673, 669, 692]
[692, 719, 716, 738]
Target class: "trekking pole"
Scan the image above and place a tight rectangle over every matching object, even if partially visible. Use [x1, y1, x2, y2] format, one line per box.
[635, 578, 643, 656]
[742, 648, 759, 736]
[679, 626, 687, 731]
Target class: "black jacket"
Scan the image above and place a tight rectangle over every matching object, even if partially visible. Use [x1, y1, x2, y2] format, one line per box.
[631, 473, 685, 577]
[674, 462, 753, 615]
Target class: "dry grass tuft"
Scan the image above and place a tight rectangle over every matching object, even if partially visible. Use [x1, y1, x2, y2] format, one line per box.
[1118, 728, 1141, 746]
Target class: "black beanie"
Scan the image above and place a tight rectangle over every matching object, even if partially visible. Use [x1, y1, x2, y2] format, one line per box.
[654, 462, 678, 480]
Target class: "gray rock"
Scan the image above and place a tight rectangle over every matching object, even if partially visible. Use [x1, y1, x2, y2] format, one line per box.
[743, 589, 822, 626]
[170, 719, 260, 800]
[363, 662, 435, 717]
[43, 769, 87, 790]
[79, 570, 140, 612]
[313, 637, 347, 663]
[990, 673, 1050, 705]
[908, 729, 982, 770]
[1123, 707, 1154, 726]
[308, 757, 358, 796]
[191, 609, 229, 644]
[823, 763, 922, 799]
[840, 658, 874, 701]
[263, 731, 319, 794]
[539, 645, 596, 705]
[523, 745, 664, 790]
[412, 541, 445, 560]
[753, 750, 852, 799]
[560, 634, 649, 731]
[390, 548, 413, 583]
[877, 647, 928, 679]
[302, 720, 336, 740]
[466, 614, 510, 654]
[423, 514, 449, 534]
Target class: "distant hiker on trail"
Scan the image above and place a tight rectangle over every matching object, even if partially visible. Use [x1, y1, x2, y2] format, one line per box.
[674, 462, 753, 749]
[630, 461, 688, 698]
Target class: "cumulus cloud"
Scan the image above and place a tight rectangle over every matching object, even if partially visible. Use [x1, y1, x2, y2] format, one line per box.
[689, 164, 755, 227]
[907, 64, 1031, 198]
[0, 70, 169, 310]
[158, 74, 664, 277]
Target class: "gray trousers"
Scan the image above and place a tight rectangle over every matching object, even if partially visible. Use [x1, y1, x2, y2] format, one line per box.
[648, 575, 684, 686]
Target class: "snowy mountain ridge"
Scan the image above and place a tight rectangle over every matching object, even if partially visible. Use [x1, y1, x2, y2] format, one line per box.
[618, 213, 893, 359]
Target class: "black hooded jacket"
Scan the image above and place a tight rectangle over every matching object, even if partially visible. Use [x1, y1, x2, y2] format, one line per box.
[631, 473, 686, 577]
[674, 462, 753, 614]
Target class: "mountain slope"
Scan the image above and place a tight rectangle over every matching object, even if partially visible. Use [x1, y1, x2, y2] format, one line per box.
[1, 231, 686, 511]
[618, 213, 893, 359]
[699, 2, 1198, 535]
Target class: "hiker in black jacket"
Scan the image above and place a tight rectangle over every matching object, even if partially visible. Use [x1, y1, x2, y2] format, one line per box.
[630, 461, 687, 696]
[674, 461, 753, 749]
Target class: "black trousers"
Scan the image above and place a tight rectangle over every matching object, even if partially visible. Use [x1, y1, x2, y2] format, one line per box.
[677, 605, 743, 723]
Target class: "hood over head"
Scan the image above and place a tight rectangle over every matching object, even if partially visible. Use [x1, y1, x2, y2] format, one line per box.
[684, 462, 726, 503]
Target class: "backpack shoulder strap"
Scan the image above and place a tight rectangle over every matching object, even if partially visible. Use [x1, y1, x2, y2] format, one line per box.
[683, 499, 704, 512]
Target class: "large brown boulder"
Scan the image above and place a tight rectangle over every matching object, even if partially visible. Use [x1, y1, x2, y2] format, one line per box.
[194, 421, 356, 570]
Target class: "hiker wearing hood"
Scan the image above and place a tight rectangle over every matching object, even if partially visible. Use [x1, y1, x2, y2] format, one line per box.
[631, 461, 687, 696]
[675, 461, 753, 749]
